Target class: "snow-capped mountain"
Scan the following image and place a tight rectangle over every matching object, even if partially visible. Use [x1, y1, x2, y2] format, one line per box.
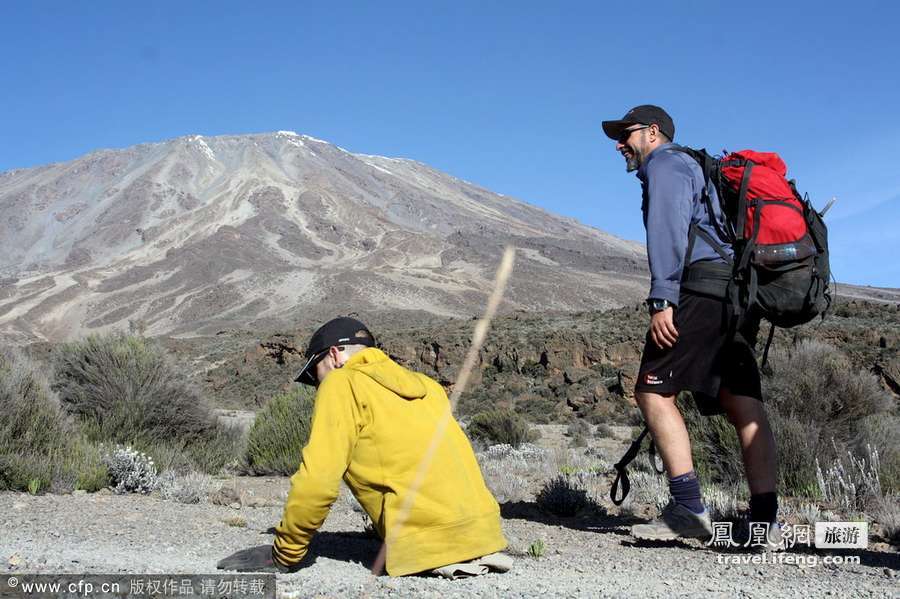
[0, 131, 647, 341]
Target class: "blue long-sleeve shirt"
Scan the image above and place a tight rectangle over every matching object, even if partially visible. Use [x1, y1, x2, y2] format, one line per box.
[637, 143, 732, 305]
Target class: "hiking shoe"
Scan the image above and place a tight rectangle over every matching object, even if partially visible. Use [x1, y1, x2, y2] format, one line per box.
[631, 501, 713, 541]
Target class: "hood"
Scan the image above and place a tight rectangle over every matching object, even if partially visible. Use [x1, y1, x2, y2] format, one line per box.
[346, 347, 427, 400]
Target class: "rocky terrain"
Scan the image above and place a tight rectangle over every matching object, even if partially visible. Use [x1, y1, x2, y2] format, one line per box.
[124, 298, 900, 415]
[1, 430, 897, 599]
[0, 132, 648, 342]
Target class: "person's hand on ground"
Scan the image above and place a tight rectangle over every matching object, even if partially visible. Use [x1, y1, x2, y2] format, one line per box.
[649, 307, 678, 349]
[217, 545, 288, 573]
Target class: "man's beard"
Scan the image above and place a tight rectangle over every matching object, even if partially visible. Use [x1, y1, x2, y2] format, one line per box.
[625, 153, 640, 172]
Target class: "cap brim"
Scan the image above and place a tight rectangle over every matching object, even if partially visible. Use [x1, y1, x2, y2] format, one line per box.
[294, 354, 321, 386]
[601, 119, 637, 141]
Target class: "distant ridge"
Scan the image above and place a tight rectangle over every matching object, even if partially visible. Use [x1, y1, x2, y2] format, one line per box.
[0, 131, 651, 341]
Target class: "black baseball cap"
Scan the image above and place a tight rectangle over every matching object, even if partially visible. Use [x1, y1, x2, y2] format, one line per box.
[602, 105, 675, 142]
[294, 317, 376, 386]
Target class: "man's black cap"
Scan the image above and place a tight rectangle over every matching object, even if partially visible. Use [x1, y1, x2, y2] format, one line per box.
[294, 317, 376, 386]
[602, 105, 675, 142]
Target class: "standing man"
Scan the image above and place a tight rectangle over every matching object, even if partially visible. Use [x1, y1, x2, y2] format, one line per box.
[601, 105, 779, 541]
[218, 316, 510, 576]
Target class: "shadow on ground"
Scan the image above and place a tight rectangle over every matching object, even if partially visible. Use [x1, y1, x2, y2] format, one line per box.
[500, 500, 640, 537]
[499, 502, 900, 568]
[307, 531, 382, 570]
[258, 527, 382, 571]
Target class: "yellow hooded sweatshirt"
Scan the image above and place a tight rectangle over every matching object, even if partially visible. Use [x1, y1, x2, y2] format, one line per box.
[272, 347, 507, 575]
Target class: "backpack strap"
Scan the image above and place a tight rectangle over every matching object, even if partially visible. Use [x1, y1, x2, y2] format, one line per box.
[735, 161, 754, 240]
[692, 226, 733, 264]
[701, 183, 733, 249]
[736, 197, 765, 317]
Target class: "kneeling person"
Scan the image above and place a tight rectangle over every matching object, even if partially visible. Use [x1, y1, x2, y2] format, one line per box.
[219, 317, 508, 576]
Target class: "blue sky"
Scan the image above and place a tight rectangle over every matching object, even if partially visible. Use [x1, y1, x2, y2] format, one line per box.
[2, 1, 898, 287]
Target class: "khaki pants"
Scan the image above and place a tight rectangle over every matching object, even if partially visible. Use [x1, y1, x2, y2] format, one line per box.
[431, 552, 514, 579]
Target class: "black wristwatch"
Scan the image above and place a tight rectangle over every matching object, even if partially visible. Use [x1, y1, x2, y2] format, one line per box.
[647, 298, 672, 314]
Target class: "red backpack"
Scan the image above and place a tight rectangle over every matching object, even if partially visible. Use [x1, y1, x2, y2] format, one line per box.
[719, 150, 808, 247]
[675, 146, 832, 330]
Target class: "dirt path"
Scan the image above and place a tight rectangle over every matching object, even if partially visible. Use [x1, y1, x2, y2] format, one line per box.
[2, 478, 896, 598]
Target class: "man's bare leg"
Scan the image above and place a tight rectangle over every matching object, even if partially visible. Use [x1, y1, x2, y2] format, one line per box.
[635, 391, 693, 477]
[632, 390, 713, 539]
[718, 388, 777, 495]
[719, 387, 780, 545]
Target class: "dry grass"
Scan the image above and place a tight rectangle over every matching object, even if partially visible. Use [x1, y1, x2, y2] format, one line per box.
[158, 471, 220, 504]
[816, 443, 885, 514]
[701, 483, 746, 522]
[223, 515, 247, 528]
[615, 470, 669, 516]
[477, 443, 552, 504]
[872, 498, 900, 547]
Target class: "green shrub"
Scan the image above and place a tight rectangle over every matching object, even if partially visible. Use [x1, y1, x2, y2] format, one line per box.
[595, 423, 614, 438]
[515, 393, 559, 424]
[565, 419, 590, 439]
[764, 340, 893, 496]
[536, 474, 591, 516]
[768, 409, 821, 497]
[184, 425, 244, 474]
[765, 340, 890, 440]
[466, 409, 538, 448]
[66, 439, 109, 492]
[527, 539, 546, 558]
[53, 333, 240, 474]
[0, 349, 108, 493]
[54, 333, 211, 440]
[138, 424, 243, 475]
[245, 386, 315, 475]
[456, 387, 493, 418]
[677, 393, 743, 487]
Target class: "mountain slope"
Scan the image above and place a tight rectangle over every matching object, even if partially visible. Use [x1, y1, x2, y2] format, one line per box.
[0, 131, 647, 341]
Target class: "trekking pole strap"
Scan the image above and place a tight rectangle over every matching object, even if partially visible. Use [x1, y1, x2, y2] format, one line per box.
[610, 425, 650, 505]
[647, 440, 666, 474]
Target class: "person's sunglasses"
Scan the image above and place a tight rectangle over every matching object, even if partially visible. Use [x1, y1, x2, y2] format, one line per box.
[295, 348, 330, 387]
[617, 125, 650, 144]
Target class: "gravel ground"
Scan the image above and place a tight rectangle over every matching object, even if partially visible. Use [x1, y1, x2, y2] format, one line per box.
[2, 479, 897, 599]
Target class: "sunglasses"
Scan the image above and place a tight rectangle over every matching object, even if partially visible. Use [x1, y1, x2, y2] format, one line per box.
[617, 125, 650, 144]
[295, 348, 330, 387]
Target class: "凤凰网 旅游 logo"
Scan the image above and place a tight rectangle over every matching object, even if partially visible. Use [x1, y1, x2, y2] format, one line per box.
[814, 522, 867, 549]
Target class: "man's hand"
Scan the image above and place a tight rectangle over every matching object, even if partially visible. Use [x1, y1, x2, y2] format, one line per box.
[649, 307, 678, 349]
[217, 545, 289, 573]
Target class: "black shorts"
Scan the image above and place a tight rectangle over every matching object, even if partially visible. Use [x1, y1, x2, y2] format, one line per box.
[634, 292, 762, 416]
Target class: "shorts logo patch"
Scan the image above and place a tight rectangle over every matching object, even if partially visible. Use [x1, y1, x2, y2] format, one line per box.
[644, 372, 665, 385]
